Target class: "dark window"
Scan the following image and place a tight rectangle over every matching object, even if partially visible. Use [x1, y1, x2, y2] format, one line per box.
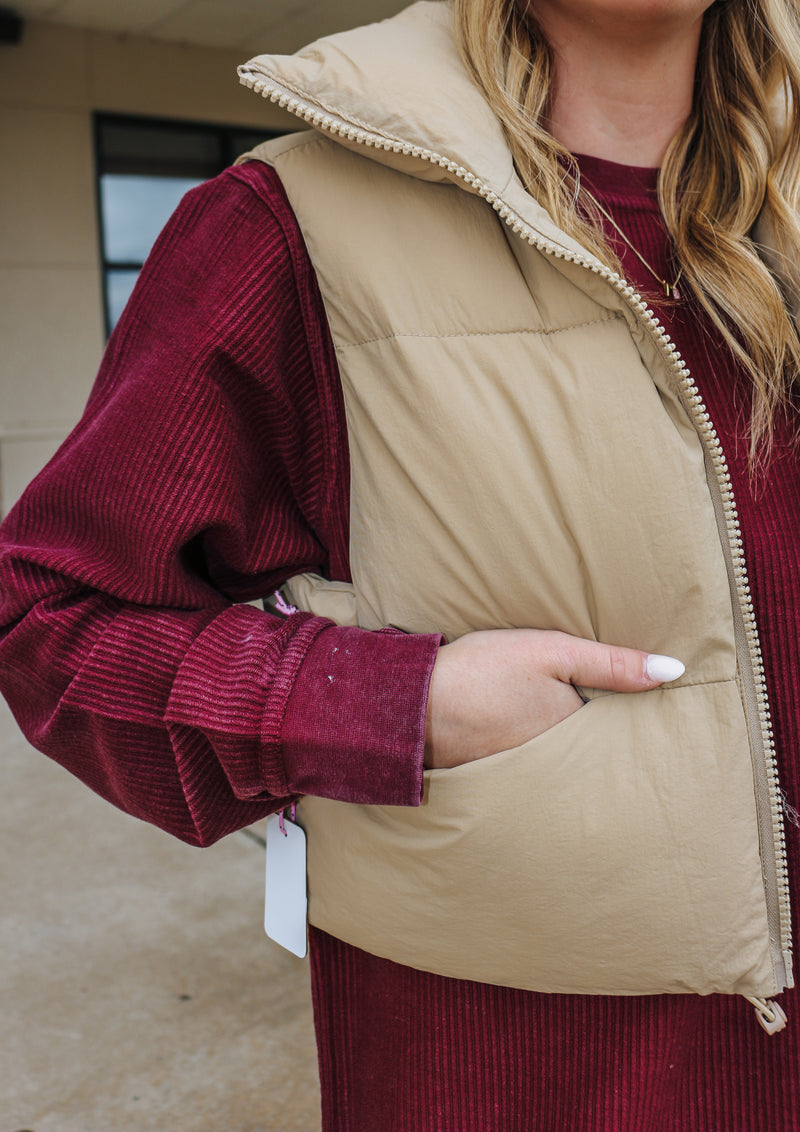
[94, 114, 283, 334]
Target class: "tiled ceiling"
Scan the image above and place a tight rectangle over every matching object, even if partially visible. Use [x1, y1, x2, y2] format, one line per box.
[9, 0, 409, 54]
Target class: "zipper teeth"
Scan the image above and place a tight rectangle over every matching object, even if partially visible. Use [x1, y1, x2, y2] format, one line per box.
[239, 67, 793, 974]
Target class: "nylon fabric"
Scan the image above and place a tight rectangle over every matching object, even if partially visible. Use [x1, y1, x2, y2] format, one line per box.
[239, 0, 786, 998]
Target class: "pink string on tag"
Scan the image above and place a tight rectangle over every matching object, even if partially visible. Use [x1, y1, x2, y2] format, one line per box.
[278, 802, 298, 837]
[273, 590, 298, 617]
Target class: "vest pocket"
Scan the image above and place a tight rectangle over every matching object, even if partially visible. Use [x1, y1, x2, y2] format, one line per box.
[301, 679, 777, 997]
[424, 694, 589, 788]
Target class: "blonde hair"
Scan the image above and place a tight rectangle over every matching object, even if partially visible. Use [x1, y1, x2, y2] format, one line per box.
[453, 0, 800, 459]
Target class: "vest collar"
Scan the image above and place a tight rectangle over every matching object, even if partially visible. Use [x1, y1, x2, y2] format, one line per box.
[238, 1, 600, 266]
[239, 1, 794, 311]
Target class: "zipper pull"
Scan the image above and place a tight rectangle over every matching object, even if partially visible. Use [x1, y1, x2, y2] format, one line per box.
[745, 995, 788, 1035]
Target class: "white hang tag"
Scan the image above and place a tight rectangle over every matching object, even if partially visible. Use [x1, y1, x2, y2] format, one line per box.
[265, 812, 308, 958]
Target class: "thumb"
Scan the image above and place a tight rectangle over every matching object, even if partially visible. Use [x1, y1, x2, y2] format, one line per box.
[549, 634, 685, 693]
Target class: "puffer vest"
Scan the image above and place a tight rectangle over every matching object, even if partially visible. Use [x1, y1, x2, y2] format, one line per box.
[238, 1, 793, 1012]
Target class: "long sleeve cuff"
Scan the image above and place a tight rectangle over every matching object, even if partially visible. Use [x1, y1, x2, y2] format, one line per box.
[280, 623, 442, 807]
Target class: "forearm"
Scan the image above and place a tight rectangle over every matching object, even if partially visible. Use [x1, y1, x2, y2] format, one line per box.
[0, 163, 438, 846]
[0, 580, 438, 845]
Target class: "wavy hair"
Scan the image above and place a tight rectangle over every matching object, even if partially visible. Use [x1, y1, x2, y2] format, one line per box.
[453, 0, 800, 459]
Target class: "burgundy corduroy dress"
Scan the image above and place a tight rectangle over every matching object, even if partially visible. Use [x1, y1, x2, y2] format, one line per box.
[0, 154, 798, 1130]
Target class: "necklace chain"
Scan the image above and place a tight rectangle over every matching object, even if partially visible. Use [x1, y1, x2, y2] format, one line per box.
[582, 188, 684, 301]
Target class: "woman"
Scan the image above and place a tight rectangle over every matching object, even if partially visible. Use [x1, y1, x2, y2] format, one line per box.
[1, 0, 798, 1127]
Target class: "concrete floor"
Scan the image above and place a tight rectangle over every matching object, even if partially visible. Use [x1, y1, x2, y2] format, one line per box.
[1, 697, 321, 1132]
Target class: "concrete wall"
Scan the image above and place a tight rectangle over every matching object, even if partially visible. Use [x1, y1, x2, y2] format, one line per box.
[0, 21, 297, 517]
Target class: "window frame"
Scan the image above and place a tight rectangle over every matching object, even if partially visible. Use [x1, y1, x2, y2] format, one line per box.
[93, 111, 284, 336]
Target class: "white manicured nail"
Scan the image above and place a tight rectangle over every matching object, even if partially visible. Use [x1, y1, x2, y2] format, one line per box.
[645, 654, 686, 683]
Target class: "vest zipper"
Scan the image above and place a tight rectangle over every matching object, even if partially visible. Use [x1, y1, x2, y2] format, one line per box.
[238, 65, 793, 1022]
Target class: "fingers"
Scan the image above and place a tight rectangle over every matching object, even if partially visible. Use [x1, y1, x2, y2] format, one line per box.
[642, 654, 686, 683]
[547, 632, 685, 693]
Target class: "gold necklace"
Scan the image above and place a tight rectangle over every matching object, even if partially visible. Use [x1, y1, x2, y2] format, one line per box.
[583, 189, 684, 301]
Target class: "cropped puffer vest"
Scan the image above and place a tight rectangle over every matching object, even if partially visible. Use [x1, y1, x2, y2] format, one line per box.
[238, 0, 793, 1010]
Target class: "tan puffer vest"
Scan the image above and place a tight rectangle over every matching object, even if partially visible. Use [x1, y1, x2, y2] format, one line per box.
[238, 1, 793, 1015]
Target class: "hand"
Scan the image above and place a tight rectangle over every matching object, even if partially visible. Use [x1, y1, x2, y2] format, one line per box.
[424, 628, 685, 769]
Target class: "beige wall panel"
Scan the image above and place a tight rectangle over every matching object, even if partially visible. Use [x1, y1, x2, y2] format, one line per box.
[151, 0, 273, 51]
[0, 107, 98, 266]
[1, 433, 69, 516]
[88, 32, 299, 131]
[0, 265, 102, 428]
[0, 23, 90, 110]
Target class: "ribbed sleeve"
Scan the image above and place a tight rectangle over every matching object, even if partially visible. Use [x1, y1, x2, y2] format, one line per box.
[0, 162, 438, 846]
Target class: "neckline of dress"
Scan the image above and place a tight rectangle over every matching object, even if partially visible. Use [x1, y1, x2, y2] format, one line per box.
[573, 152, 660, 206]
